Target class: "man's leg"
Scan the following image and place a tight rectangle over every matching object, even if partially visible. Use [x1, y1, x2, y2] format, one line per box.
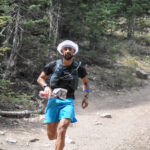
[46, 122, 58, 140]
[55, 118, 70, 150]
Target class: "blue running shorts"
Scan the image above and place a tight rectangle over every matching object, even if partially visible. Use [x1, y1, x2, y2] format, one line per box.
[44, 98, 77, 123]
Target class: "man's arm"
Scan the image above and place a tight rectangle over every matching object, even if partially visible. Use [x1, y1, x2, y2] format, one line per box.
[81, 76, 89, 109]
[37, 72, 52, 98]
[37, 72, 48, 88]
[81, 76, 89, 92]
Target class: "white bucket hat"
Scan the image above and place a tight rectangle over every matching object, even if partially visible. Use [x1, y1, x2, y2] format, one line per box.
[57, 40, 79, 55]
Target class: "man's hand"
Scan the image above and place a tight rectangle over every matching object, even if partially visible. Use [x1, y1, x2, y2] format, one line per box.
[37, 72, 53, 99]
[82, 97, 88, 109]
[43, 86, 52, 98]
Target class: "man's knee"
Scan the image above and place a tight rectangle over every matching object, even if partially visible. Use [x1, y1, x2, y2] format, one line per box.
[47, 132, 56, 140]
[58, 124, 67, 132]
[57, 119, 70, 137]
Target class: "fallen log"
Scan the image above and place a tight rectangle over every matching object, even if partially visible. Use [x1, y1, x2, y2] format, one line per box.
[0, 100, 45, 118]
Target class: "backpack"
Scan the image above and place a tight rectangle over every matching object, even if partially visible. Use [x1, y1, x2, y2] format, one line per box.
[50, 59, 81, 90]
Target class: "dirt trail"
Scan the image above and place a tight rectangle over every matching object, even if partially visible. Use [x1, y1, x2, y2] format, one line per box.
[0, 84, 150, 150]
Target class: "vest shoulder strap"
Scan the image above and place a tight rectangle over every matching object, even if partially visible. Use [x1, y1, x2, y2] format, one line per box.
[70, 61, 82, 74]
[74, 61, 82, 71]
[54, 59, 63, 75]
[56, 59, 62, 67]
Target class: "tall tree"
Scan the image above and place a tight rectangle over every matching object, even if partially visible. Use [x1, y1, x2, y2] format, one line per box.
[4, 3, 23, 78]
[49, 0, 60, 46]
[117, 0, 150, 38]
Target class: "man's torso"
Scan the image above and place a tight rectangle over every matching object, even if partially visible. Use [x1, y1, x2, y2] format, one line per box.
[43, 59, 87, 99]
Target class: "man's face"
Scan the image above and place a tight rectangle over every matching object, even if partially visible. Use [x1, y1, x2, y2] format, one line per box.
[61, 47, 75, 60]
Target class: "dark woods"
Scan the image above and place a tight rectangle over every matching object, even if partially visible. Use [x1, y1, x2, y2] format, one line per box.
[0, 0, 150, 110]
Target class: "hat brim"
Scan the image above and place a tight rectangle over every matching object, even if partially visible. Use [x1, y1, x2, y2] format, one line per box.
[57, 40, 79, 55]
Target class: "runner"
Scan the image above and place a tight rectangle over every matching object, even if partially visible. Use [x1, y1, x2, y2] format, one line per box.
[37, 40, 89, 150]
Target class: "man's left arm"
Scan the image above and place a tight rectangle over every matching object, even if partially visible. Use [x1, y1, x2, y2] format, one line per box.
[81, 76, 89, 109]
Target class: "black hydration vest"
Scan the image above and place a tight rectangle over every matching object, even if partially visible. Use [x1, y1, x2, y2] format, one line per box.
[50, 59, 81, 90]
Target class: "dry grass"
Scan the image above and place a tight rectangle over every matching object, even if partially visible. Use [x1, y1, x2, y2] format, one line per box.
[117, 54, 150, 73]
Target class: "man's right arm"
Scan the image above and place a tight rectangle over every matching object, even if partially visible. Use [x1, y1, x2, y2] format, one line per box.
[37, 72, 48, 88]
[37, 60, 56, 97]
[37, 72, 52, 98]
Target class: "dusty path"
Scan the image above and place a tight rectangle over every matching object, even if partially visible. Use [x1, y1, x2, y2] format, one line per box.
[0, 84, 150, 150]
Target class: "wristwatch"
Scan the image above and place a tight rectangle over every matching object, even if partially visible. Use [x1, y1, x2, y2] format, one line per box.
[84, 94, 88, 98]
[84, 89, 90, 98]
[43, 83, 48, 89]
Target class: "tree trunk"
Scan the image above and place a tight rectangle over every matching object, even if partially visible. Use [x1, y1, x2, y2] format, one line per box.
[127, 14, 136, 39]
[0, 102, 45, 118]
[49, 0, 60, 46]
[3, 7, 22, 79]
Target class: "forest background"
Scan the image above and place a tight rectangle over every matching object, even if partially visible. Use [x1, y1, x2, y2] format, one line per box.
[0, 0, 150, 111]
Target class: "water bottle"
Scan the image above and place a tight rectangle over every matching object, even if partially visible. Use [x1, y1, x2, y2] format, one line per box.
[39, 91, 47, 99]
[39, 91, 57, 99]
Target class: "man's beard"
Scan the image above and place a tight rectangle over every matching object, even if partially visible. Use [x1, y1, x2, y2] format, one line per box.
[63, 54, 73, 60]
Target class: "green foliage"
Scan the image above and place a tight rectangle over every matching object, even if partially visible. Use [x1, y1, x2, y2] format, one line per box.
[0, 0, 150, 103]
[118, 54, 150, 73]
[29, 4, 40, 10]
[0, 47, 10, 55]
[136, 34, 150, 46]
[107, 68, 137, 89]
[0, 16, 9, 27]
[0, 78, 34, 109]
[0, 79, 14, 95]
